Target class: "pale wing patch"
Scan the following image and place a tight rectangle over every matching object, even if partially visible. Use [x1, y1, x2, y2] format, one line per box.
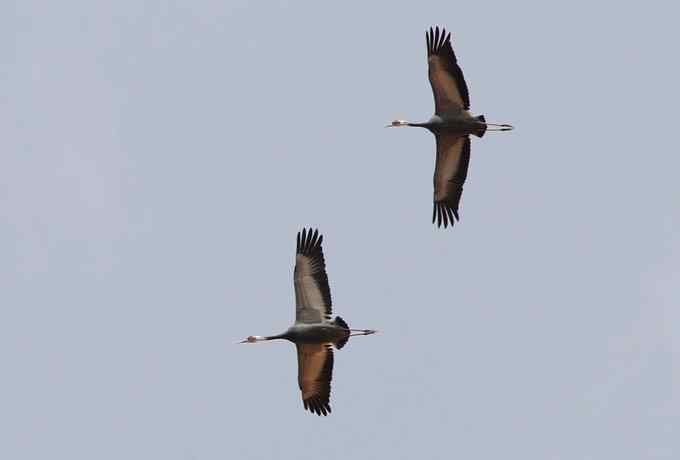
[299, 347, 326, 398]
[434, 136, 466, 201]
[432, 135, 471, 228]
[293, 229, 332, 324]
[294, 256, 327, 323]
[428, 56, 466, 113]
[296, 343, 333, 416]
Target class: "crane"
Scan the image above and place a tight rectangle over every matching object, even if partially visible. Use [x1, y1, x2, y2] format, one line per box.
[239, 229, 376, 416]
[387, 26, 514, 228]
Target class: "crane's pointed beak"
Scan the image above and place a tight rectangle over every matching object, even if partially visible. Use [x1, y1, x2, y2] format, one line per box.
[237, 339, 248, 344]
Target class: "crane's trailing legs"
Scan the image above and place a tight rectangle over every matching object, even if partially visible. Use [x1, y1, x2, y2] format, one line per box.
[348, 329, 377, 337]
[484, 123, 514, 131]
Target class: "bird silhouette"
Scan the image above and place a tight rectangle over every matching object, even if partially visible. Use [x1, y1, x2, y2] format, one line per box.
[388, 26, 514, 228]
[239, 229, 376, 416]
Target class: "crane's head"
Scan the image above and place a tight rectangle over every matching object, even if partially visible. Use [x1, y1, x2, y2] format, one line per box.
[386, 119, 410, 128]
[239, 335, 265, 344]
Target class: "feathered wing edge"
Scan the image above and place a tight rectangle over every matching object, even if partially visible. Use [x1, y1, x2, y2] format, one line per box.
[298, 344, 334, 416]
[295, 228, 332, 319]
[426, 26, 470, 111]
[432, 136, 471, 229]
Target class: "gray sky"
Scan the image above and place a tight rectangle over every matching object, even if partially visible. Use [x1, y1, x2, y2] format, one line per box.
[2, 1, 678, 459]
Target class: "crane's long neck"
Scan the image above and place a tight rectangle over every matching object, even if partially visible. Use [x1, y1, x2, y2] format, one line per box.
[244, 333, 289, 343]
[388, 120, 429, 128]
[264, 332, 289, 341]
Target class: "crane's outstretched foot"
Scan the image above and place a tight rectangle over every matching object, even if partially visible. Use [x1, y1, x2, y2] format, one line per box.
[485, 123, 514, 131]
[348, 329, 377, 336]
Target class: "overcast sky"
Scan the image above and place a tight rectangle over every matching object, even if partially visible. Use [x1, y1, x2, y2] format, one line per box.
[2, 1, 679, 459]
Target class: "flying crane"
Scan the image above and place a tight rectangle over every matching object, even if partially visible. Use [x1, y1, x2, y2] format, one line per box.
[239, 229, 376, 416]
[388, 26, 514, 228]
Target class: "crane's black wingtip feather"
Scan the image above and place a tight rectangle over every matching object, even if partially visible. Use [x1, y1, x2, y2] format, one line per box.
[432, 202, 461, 229]
[426, 26, 452, 55]
[306, 399, 331, 416]
[301, 345, 334, 416]
[425, 25, 470, 109]
[295, 227, 333, 310]
[297, 227, 324, 255]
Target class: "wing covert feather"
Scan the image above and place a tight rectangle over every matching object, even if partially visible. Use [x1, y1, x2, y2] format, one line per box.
[432, 135, 471, 228]
[296, 343, 334, 416]
[294, 229, 332, 323]
[426, 26, 470, 113]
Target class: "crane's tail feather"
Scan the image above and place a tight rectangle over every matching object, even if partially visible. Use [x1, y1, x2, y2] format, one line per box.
[334, 316, 350, 350]
[475, 115, 487, 138]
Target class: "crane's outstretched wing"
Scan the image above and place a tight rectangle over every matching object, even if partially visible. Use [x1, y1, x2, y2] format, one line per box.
[296, 343, 334, 416]
[433, 135, 471, 228]
[294, 228, 332, 324]
[427, 26, 470, 114]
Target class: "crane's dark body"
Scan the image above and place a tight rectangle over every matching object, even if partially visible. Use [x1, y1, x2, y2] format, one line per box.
[268, 320, 351, 348]
[412, 113, 487, 138]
